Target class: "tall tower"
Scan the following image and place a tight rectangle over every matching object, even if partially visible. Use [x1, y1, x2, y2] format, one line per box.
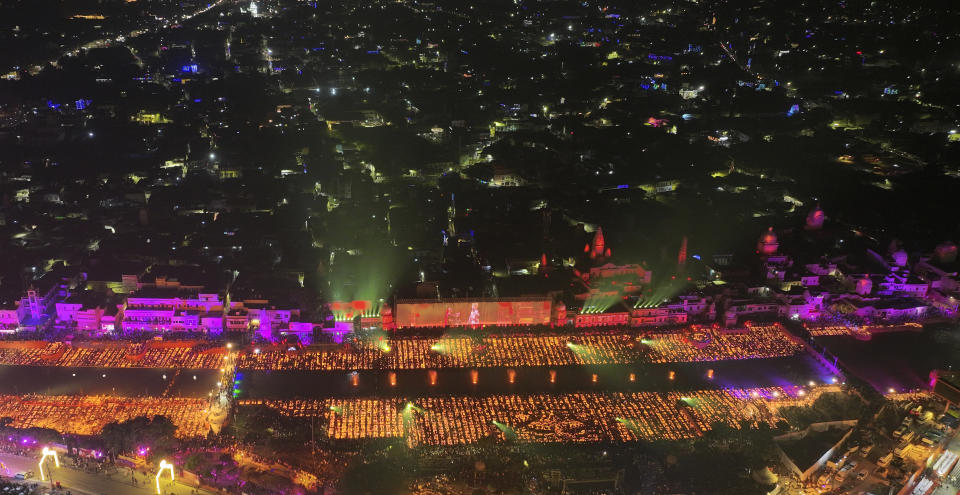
[446, 193, 456, 237]
[541, 209, 551, 241]
[757, 227, 779, 255]
[677, 236, 688, 269]
[591, 228, 605, 259]
[26, 288, 41, 320]
[805, 205, 825, 230]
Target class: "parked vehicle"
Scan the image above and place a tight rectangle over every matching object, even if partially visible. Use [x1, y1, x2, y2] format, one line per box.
[836, 464, 855, 481]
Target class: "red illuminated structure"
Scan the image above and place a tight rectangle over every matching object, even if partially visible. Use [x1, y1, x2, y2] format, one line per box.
[394, 298, 552, 329]
[677, 236, 688, 268]
[574, 308, 631, 327]
[805, 205, 825, 230]
[585, 228, 608, 260]
[329, 300, 381, 323]
[757, 227, 779, 256]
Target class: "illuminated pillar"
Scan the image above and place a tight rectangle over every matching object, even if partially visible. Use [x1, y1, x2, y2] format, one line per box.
[549, 369, 556, 384]
[470, 369, 478, 385]
[350, 372, 359, 387]
[428, 370, 437, 386]
[389, 372, 397, 387]
[507, 369, 516, 384]
[668, 371, 675, 381]
[628, 373, 636, 382]
[591, 373, 598, 384]
[38, 447, 59, 481]
[706, 369, 714, 380]
[155, 460, 174, 495]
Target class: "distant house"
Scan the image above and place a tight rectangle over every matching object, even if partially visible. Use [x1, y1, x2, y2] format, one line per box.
[489, 166, 525, 187]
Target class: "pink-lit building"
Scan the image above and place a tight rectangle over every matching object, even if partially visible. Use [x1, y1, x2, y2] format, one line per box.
[844, 273, 929, 298]
[55, 300, 119, 334]
[757, 227, 779, 255]
[121, 290, 225, 333]
[0, 276, 69, 333]
[0, 309, 20, 333]
[777, 291, 824, 320]
[847, 297, 929, 321]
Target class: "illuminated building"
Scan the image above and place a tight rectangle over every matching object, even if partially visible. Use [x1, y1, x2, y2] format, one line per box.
[805, 205, 825, 230]
[121, 289, 224, 333]
[930, 371, 960, 407]
[677, 236, 688, 268]
[723, 300, 780, 326]
[0, 309, 19, 333]
[585, 263, 651, 285]
[935, 242, 958, 264]
[0, 276, 69, 332]
[777, 291, 824, 320]
[131, 112, 171, 125]
[394, 298, 552, 328]
[489, 166, 526, 187]
[631, 296, 709, 327]
[845, 297, 930, 321]
[631, 305, 689, 327]
[757, 227, 779, 256]
[586, 228, 608, 260]
[55, 294, 119, 335]
[574, 301, 631, 328]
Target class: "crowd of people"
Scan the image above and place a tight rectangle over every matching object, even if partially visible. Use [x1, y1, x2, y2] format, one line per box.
[240, 386, 827, 447]
[0, 395, 211, 438]
[235, 325, 804, 371]
[0, 341, 224, 369]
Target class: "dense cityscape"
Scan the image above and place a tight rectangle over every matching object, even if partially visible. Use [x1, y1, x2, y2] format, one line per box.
[0, 0, 960, 494]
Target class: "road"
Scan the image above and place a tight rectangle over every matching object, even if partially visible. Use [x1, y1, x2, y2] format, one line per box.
[0, 453, 210, 495]
[12, 0, 231, 76]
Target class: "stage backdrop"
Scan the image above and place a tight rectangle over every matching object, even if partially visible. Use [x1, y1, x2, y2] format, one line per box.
[395, 298, 552, 328]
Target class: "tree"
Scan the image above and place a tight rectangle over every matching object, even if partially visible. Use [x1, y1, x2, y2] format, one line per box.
[100, 415, 180, 459]
[464, 163, 494, 182]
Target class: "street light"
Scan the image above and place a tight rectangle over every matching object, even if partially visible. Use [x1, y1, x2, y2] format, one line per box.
[155, 460, 174, 494]
[38, 447, 59, 481]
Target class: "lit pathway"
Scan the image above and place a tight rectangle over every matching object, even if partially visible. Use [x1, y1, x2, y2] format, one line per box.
[0, 453, 214, 495]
